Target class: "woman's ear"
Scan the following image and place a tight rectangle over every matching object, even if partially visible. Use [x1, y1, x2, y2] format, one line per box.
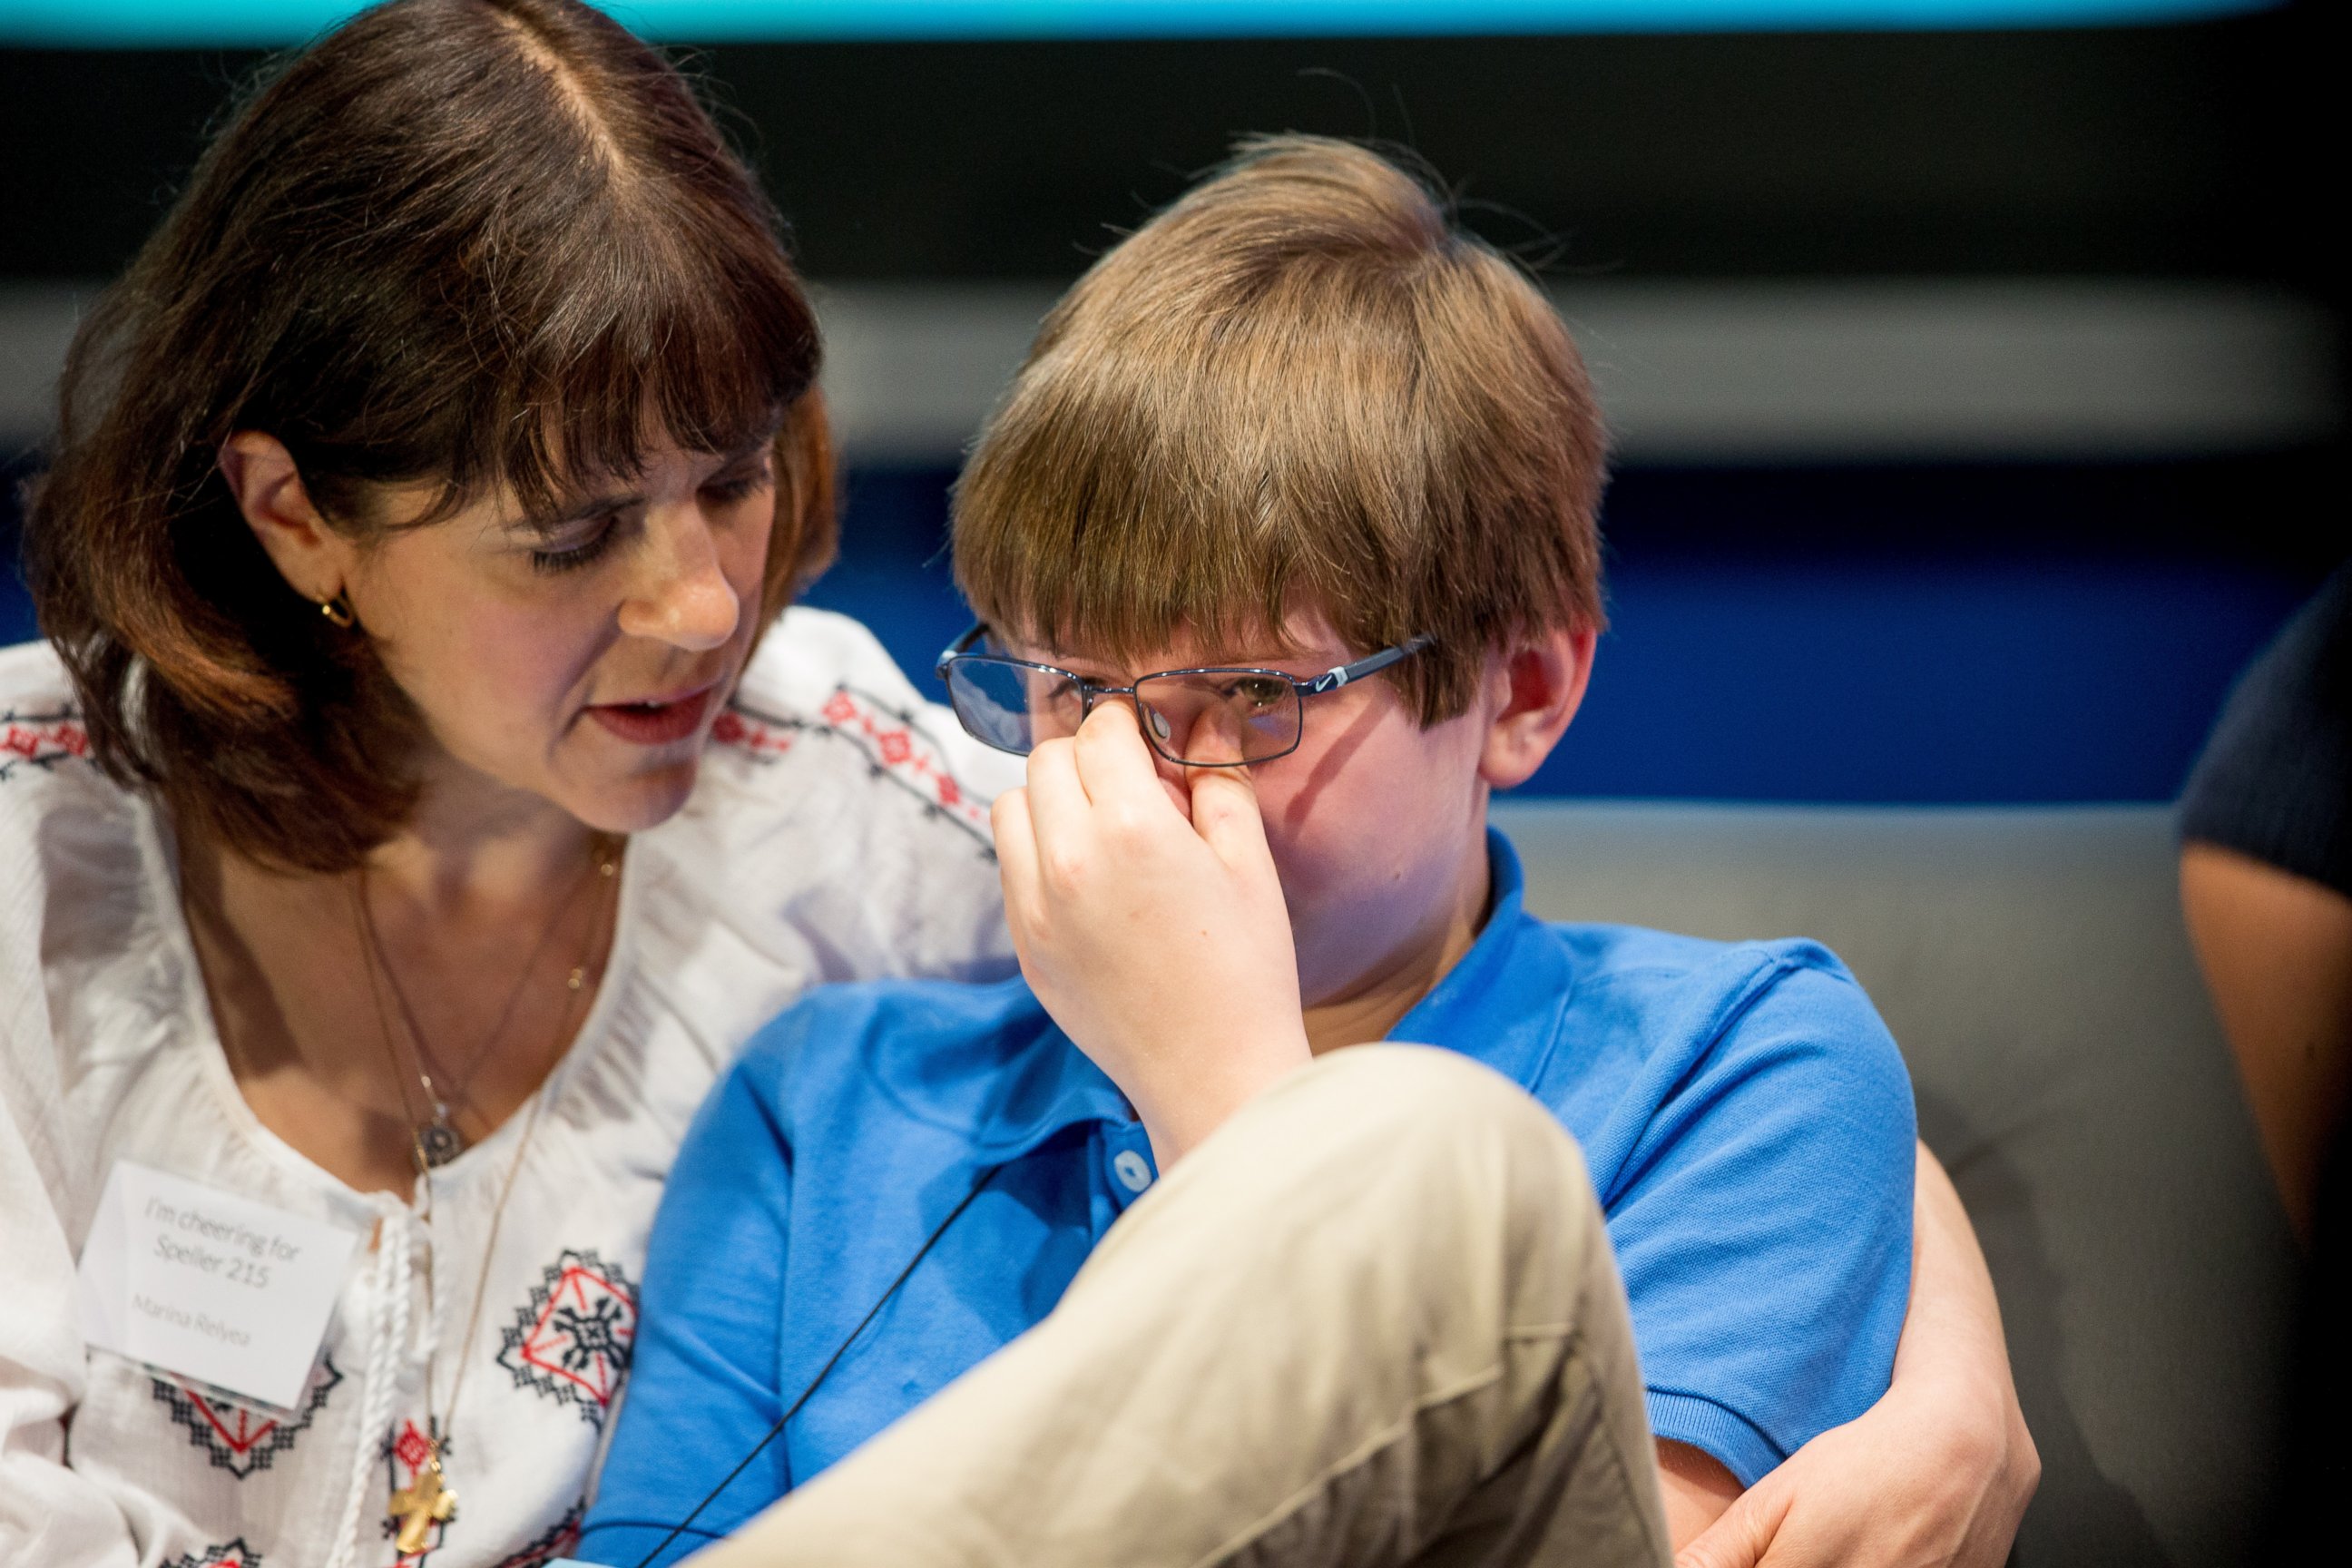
[1476, 622, 1598, 792]
[218, 431, 355, 605]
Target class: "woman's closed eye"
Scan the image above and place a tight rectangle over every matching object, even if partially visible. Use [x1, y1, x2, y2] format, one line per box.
[524, 461, 767, 575]
[701, 464, 773, 505]
[529, 512, 625, 575]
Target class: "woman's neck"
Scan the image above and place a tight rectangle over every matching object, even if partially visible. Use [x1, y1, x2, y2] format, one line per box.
[176, 763, 617, 1199]
[366, 752, 603, 918]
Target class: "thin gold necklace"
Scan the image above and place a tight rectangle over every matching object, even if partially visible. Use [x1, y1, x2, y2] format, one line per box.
[353, 838, 618, 1165]
[356, 834, 623, 1553]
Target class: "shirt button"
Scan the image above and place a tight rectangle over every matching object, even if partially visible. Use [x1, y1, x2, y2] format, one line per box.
[1112, 1150, 1153, 1194]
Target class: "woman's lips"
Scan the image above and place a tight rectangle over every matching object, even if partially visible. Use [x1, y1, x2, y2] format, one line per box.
[585, 683, 719, 747]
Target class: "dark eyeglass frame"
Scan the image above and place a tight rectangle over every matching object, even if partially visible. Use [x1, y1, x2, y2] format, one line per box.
[934, 623, 1437, 768]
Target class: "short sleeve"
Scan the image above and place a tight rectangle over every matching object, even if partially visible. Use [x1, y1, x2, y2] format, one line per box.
[582, 1042, 798, 1567]
[723, 608, 1020, 987]
[2180, 563, 2352, 897]
[1604, 953, 1916, 1485]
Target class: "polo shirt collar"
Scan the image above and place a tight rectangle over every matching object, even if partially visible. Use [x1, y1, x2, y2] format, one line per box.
[878, 995, 1131, 1164]
[1387, 830, 1573, 1095]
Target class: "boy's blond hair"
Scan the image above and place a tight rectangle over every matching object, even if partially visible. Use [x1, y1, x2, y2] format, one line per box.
[952, 133, 1607, 723]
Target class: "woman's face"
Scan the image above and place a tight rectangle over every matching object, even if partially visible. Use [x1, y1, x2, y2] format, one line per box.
[344, 432, 778, 835]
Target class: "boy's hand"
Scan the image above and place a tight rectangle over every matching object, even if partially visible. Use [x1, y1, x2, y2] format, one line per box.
[992, 701, 1314, 1166]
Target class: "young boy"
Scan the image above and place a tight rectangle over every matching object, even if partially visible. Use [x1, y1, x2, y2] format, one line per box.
[580, 137, 1915, 1566]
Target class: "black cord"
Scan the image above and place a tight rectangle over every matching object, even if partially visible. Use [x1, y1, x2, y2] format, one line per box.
[623, 1162, 1005, 1568]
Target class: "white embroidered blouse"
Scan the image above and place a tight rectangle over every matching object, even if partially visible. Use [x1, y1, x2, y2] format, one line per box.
[0, 608, 1019, 1568]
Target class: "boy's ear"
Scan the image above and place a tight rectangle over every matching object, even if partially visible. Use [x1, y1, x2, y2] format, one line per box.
[1475, 622, 1596, 793]
[218, 430, 357, 606]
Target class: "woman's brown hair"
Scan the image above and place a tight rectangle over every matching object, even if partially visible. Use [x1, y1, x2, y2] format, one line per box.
[24, 0, 832, 872]
[954, 134, 1605, 724]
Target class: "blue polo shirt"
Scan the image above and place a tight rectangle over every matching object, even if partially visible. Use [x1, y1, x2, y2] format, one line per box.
[580, 833, 1915, 1566]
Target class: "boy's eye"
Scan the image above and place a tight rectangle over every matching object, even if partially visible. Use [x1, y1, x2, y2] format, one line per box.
[1221, 675, 1292, 711]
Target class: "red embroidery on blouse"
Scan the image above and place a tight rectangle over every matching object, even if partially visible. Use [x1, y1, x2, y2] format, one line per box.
[151, 1356, 341, 1478]
[709, 708, 795, 758]
[495, 1249, 637, 1426]
[392, 1420, 434, 1473]
[837, 689, 988, 834]
[486, 1500, 587, 1568]
[0, 713, 90, 773]
[712, 687, 993, 838]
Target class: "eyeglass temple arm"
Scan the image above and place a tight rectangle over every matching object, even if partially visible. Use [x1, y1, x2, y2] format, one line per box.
[934, 622, 989, 675]
[1306, 634, 1436, 695]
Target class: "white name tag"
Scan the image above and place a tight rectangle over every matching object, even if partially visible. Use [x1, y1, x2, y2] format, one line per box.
[76, 1161, 362, 1412]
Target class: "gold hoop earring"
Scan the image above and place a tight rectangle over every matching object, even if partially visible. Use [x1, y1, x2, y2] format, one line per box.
[318, 592, 357, 629]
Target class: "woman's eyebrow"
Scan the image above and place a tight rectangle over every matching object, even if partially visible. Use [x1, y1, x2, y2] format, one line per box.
[514, 439, 776, 535]
[518, 490, 638, 536]
[714, 431, 779, 466]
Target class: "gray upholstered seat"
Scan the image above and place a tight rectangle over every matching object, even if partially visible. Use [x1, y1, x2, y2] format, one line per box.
[1492, 800, 2298, 1567]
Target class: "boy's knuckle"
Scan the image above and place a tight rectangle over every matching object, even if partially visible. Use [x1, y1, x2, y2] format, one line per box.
[1041, 846, 1089, 894]
[1101, 802, 1153, 844]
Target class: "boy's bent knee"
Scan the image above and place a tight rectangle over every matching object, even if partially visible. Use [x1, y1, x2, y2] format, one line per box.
[1167, 1044, 1606, 1281]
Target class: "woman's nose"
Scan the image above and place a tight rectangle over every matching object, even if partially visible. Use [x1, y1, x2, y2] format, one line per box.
[618, 507, 740, 652]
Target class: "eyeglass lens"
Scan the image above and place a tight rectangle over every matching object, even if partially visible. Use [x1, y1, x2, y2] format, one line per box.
[945, 661, 1303, 764]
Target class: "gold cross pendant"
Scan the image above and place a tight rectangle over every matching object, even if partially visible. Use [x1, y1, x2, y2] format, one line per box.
[390, 1454, 459, 1555]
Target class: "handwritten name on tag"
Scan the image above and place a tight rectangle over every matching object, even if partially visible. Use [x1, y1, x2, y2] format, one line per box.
[76, 1161, 361, 1412]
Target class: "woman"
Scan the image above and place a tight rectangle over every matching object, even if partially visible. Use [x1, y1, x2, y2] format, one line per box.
[4, 5, 1009, 1564]
[0, 4, 2031, 1566]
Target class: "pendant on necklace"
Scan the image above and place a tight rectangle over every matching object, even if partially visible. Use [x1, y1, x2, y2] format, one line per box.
[390, 1447, 459, 1553]
[417, 1110, 466, 1168]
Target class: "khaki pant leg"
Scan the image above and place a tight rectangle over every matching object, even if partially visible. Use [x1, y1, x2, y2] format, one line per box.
[690, 1044, 1669, 1568]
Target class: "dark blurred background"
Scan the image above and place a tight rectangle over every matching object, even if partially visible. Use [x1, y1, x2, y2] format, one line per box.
[1, 0, 2341, 800]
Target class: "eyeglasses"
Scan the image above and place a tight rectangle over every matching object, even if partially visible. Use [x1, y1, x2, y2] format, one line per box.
[935, 624, 1436, 768]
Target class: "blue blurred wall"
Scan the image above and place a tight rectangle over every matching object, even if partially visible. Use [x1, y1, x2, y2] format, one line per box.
[1, 453, 2323, 803]
[793, 458, 2324, 803]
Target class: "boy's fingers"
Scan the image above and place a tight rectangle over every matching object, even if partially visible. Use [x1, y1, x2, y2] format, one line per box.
[1073, 701, 1182, 820]
[1021, 734, 1093, 858]
[990, 787, 1042, 907]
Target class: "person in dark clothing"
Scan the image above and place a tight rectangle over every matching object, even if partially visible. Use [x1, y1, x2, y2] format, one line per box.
[2182, 563, 2352, 1235]
[2180, 560, 2352, 1534]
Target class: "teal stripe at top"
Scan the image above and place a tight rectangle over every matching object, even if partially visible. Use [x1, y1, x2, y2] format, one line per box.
[0, 1, 2285, 50]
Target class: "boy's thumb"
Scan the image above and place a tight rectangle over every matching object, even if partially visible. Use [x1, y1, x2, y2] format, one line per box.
[1673, 1479, 1784, 1568]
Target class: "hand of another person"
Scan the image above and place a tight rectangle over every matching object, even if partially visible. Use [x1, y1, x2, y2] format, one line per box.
[992, 701, 1314, 1164]
[1674, 1145, 2037, 1568]
[1671, 1397, 2031, 1568]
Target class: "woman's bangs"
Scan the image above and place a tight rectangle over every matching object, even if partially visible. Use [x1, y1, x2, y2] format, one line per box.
[477, 215, 818, 519]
